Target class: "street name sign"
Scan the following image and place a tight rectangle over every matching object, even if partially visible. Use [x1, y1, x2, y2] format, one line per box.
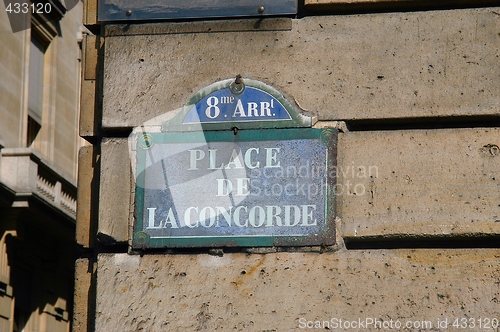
[132, 78, 337, 248]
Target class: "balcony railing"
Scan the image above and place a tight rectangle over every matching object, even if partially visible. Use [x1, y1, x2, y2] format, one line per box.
[0, 148, 77, 218]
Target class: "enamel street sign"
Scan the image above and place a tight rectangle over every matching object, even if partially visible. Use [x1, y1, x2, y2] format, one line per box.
[132, 78, 337, 248]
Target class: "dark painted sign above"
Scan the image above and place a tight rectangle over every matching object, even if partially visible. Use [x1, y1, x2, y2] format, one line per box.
[131, 77, 337, 249]
[98, 0, 297, 22]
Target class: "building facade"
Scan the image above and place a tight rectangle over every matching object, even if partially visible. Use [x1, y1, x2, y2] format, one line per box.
[76, 1, 499, 331]
[0, 1, 84, 331]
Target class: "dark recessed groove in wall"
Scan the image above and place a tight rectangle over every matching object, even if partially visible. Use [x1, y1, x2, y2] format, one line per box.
[344, 115, 500, 131]
[300, 1, 500, 18]
[99, 116, 500, 137]
[345, 235, 500, 249]
[100, 127, 133, 138]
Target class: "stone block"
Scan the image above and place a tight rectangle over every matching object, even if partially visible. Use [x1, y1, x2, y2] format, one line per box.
[80, 35, 102, 139]
[76, 145, 96, 248]
[95, 250, 500, 331]
[83, 35, 99, 81]
[98, 138, 130, 244]
[80, 79, 97, 138]
[73, 258, 95, 332]
[83, 0, 98, 26]
[102, 8, 500, 128]
[338, 128, 500, 241]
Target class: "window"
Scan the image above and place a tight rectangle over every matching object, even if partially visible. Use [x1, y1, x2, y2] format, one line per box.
[27, 33, 45, 146]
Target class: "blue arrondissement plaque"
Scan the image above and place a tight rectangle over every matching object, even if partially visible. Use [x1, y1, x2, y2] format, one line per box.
[132, 78, 337, 248]
[183, 86, 292, 124]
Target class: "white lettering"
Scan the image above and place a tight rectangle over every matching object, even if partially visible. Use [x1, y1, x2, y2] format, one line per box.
[208, 149, 223, 169]
[265, 148, 280, 168]
[260, 101, 272, 116]
[146, 204, 319, 229]
[188, 147, 281, 170]
[266, 206, 282, 227]
[225, 149, 244, 169]
[205, 96, 220, 119]
[148, 205, 318, 229]
[244, 148, 260, 169]
[249, 206, 265, 227]
[200, 207, 216, 227]
[188, 149, 205, 170]
[164, 208, 179, 228]
[301, 205, 317, 226]
[234, 206, 248, 227]
[232, 99, 246, 117]
[236, 178, 250, 196]
[216, 179, 232, 197]
[146, 207, 160, 229]
[220, 96, 234, 104]
[284, 205, 301, 226]
[184, 207, 198, 228]
[216, 206, 233, 227]
[247, 102, 259, 117]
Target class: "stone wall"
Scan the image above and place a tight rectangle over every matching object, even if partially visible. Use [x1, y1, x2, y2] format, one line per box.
[0, 2, 84, 180]
[76, 4, 500, 331]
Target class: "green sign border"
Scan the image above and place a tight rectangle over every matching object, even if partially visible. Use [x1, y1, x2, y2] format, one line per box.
[133, 127, 337, 249]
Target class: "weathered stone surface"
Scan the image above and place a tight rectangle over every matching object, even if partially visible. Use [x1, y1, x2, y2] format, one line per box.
[73, 258, 95, 332]
[80, 35, 103, 139]
[338, 128, 500, 241]
[96, 250, 500, 331]
[98, 138, 130, 243]
[83, 0, 98, 26]
[105, 17, 292, 36]
[76, 145, 96, 248]
[84, 35, 99, 81]
[102, 8, 500, 128]
[80, 79, 97, 138]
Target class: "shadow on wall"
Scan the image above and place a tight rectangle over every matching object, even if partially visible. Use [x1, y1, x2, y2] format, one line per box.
[1, 223, 75, 331]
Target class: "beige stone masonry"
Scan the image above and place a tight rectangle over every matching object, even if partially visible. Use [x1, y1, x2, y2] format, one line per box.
[80, 35, 102, 138]
[83, 35, 99, 81]
[95, 250, 500, 331]
[80, 79, 97, 138]
[98, 138, 130, 243]
[76, 145, 96, 248]
[83, 0, 98, 26]
[338, 128, 500, 241]
[102, 8, 500, 129]
[73, 258, 95, 332]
